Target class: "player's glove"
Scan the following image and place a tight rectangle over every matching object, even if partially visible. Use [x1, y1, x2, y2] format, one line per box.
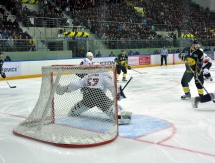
[178, 53, 185, 61]
[194, 68, 201, 79]
[0, 69, 6, 78]
[127, 66, 131, 70]
[115, 61, 121, 67]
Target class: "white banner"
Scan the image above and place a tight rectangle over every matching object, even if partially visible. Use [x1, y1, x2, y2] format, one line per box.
[128, 56, 139, 65]
[3, 62, 22, 76]
[92, 57, 115, 65]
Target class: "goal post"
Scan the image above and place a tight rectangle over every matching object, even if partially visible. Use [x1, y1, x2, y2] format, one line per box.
[13, 65, 118, 147]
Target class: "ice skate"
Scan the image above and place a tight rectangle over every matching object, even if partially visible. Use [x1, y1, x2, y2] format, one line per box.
[191, 96, 200, 108]
[122, 77, 127, 81]
[210, 77, 213, 81]
[181, 92, 191, 100]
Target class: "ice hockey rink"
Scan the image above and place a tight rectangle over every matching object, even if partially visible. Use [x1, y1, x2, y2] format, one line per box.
[0, 63, 215, 163]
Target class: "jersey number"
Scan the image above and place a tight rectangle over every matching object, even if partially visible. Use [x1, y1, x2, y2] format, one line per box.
[87, 78, 99, 86]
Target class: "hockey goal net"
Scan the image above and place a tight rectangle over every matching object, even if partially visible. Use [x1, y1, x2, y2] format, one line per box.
[13, 65, 118, 147]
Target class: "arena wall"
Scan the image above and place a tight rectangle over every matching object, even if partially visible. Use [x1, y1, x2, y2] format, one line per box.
[1, 52, 214, 80]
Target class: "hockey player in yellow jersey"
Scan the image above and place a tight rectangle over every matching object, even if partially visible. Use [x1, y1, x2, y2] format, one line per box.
[114, 50, 131, 81]
[178, 40, 204, 100]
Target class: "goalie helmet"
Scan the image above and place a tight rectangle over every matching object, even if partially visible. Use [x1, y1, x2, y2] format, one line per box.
[86, 52, 93, 57]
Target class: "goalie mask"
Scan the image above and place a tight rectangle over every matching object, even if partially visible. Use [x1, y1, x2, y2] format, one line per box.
[86, 52, 93, 57]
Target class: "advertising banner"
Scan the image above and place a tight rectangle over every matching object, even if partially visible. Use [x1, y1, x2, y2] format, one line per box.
[128, 57, 139, 65]
[3, 62, 22, 76]
[92, 56, 151, 66]
[139, 56, 151, 65]
[93, 57, 115, 65]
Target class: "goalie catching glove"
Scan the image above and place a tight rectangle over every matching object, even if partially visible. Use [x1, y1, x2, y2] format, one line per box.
[56, 84, 68, 95]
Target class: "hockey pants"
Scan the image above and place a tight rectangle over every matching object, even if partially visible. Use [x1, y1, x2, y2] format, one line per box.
[181, 71, 204, 95]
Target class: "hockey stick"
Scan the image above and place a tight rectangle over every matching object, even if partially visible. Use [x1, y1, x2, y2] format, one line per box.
[131, 68, 147, 74]
[5, 79, 16, 88]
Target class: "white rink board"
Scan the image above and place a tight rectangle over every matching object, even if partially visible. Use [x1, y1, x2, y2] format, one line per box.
[2, 53, 190, 77]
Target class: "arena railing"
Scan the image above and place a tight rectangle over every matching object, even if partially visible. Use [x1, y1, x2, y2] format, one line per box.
[2, 38, 214, 61]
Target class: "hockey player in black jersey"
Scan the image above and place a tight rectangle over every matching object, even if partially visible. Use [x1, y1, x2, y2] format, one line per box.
[192, 92, 215, 108]
[0, 52, 6, 79]
[178, 40, 204, 100]
[114, 50, 131, 81]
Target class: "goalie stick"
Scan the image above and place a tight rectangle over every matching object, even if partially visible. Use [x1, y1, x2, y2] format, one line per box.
[118, 77, 133, 100]
[131, 68, 147, 74]
[121, 76, 133, 92]
[5, 79, 16, 88]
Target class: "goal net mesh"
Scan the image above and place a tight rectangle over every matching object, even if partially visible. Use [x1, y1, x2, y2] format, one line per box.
[13, 65, 118, 147]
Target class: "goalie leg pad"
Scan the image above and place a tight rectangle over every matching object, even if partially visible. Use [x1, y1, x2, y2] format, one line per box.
[68, 102, 87, 116]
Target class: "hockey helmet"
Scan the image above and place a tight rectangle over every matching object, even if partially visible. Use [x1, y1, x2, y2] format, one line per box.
[191, 39, 200, 49]
[86, 52, 93, 57]
[192, 39, 199, 44]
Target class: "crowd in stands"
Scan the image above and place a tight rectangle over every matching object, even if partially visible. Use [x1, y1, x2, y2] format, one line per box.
[52, 0, 215, 49]
[0, 4, 36, 52]
[0, 0, 215, 52]
[6, 0, 67, 27]
[153, 48, 181, 54]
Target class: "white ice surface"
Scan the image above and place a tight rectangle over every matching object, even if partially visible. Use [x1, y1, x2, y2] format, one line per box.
[1, 63, 215, 163]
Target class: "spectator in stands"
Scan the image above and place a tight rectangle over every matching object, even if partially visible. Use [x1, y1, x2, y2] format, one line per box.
[1, 30, 9, 40]
[16, 25, 23, 34]
[109, 51, 115, 56]
[204, 47, 210, 51]
[0, 18, 2, 27]
[28, 36, 36, 51]
[176, 49, 181, 53]
[11, 25, 17, 34]
[153, 50, 160, 54]
[4, 56, 11, 61]
[127, 50, 133, 56]
[96, 51, 102, 57]
[133, 50, 140, 55]
[22, 31, 31, 40]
